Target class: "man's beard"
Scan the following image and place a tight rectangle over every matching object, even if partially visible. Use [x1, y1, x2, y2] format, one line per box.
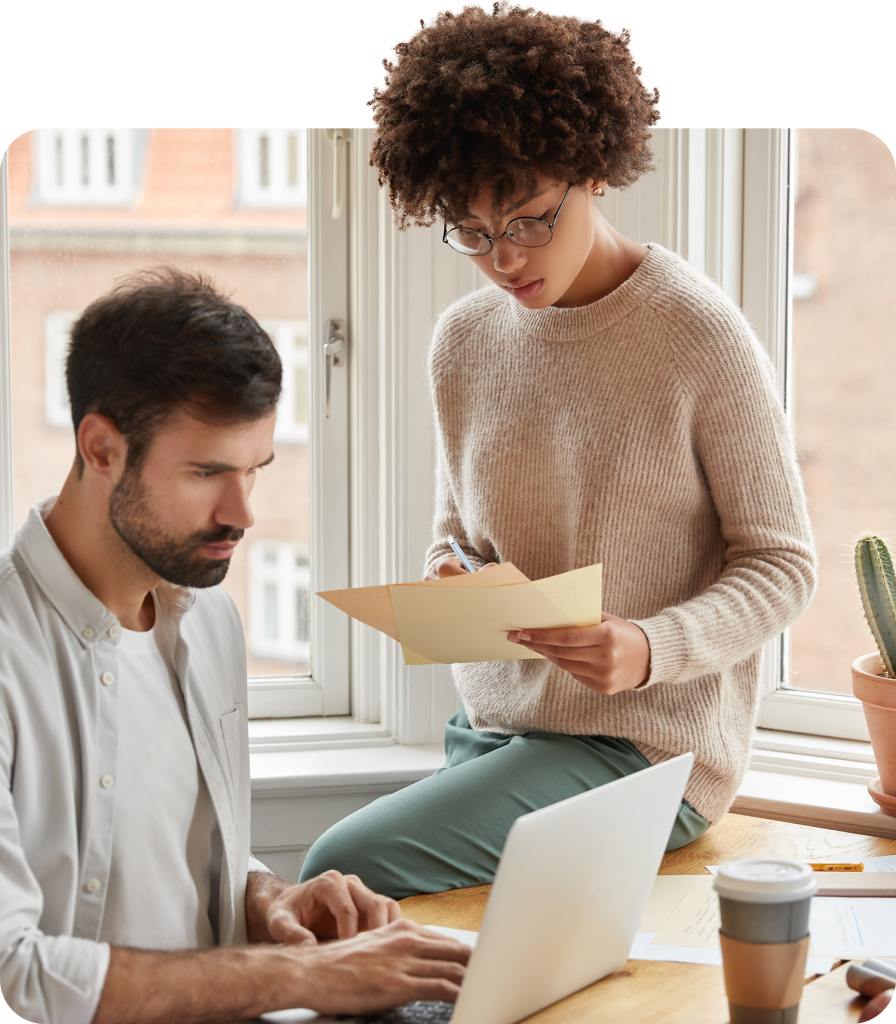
[108, 465, 244, 588]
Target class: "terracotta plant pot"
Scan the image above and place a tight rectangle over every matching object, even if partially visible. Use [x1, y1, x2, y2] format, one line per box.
[852, 654, 896, 813]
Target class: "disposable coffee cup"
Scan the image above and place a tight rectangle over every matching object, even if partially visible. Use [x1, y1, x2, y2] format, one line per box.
[713, 858, 818, 1024]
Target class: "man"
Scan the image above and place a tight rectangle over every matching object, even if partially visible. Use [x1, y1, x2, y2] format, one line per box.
[0, 269, 468, 1024]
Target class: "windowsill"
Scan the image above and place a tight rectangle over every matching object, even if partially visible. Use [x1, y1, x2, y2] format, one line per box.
[249, 719, 896, 838]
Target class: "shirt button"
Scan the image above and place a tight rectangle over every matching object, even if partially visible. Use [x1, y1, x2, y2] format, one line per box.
[82, 627, 95, 639]
[100, 774, 114, 789]
[85, 878, 101, 893]
[108, 624, 121, 639]
[101, 672, 115, 686]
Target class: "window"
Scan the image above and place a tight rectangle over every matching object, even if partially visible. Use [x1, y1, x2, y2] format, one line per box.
[262, 319, 309, 444]
[33, 129, 141, 206]
[238, 130, 307, 208]
[1, 129, 349, 720]
[44, 311, 77, 427]
[248, 540, 310, 664]
[3, 128, 882, 746]
[786, 130, 896, 698]
[741, 128, 896, 741]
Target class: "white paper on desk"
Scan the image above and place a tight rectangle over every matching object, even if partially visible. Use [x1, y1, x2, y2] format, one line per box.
[809, 898, 896, 958]
[641, 880, 838, 973]
[422, 924, 479, 947]
[863, 855, 896, 872]
[641, 875, 716, 931]
[629, 933, 835, 975]
[652, 888, 721, 948]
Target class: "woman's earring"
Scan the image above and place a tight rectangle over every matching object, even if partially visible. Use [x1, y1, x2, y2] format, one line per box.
[593, 187, 604, 196]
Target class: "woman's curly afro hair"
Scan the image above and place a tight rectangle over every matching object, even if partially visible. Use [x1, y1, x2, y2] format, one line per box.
[369, 3, 660, 228]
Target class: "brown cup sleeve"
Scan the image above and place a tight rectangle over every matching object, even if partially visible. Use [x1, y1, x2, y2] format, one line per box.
[719, 933, 809, 1010]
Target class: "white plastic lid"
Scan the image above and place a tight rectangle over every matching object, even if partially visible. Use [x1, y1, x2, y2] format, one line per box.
[712, 858, 818, 903]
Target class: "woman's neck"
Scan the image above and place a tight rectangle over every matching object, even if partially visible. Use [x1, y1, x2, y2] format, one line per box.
[554, 219, 648, 309]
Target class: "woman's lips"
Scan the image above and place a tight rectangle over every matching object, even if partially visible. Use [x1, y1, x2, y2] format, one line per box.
[503, 279, 544, 301]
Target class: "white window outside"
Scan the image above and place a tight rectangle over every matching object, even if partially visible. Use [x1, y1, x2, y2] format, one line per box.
[262, 319, 308, 444]
[238, 130, 306, 207]
[44, 311, 76, 428]
[248, 540, 310, 663]
[33, 130, 140, 206]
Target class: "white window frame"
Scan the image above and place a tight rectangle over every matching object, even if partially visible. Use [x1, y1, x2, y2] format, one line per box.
[248, 131, 350, 719]
[740, 130, 869, 744]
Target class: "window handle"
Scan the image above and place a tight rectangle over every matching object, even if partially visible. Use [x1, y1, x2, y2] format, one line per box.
[324, 320, 345, 419]
[326, 129, 349, 219]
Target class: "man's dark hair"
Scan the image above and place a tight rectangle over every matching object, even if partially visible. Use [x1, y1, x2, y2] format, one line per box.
[67, 267, 282, 472]
[369, 2, 660, 228]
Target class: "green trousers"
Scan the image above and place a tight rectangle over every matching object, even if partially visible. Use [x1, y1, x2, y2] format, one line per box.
[299, 708, 710, 899]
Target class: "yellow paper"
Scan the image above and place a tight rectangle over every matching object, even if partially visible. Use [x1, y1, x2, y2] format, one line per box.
[318, 562, 601, 667]
[317, 562, 532, 645]
[388, 563, 602, 665]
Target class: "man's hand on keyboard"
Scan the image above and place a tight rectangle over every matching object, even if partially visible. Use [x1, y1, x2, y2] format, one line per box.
[271, 919, 469, 1016]
[248, 868, 401, 945]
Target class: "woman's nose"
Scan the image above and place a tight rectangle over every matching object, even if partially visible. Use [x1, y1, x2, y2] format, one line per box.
[492, 237, 527, 273]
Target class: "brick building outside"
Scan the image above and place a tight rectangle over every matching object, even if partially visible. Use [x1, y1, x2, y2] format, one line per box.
[6, 129, 310, 678]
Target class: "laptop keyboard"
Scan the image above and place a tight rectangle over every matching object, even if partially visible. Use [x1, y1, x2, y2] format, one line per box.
[352, 1001, 454, 1023]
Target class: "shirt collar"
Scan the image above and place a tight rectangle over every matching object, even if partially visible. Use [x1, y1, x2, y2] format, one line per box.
[15, 497, 196, 649]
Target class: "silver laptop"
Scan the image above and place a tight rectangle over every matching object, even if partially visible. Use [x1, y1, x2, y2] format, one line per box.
[261, 752, 694, 1024]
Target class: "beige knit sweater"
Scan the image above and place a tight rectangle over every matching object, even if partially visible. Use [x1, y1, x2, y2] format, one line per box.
[423, 244, 816, 823]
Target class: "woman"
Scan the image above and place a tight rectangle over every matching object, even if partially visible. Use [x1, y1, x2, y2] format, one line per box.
[301, 3, 815, 898]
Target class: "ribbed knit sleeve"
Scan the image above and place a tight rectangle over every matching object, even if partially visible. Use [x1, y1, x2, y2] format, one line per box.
[423, 245, 816, 822]
[630, 276, 817, 686]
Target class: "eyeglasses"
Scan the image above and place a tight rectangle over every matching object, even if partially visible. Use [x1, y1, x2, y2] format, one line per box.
[442, 184, 573, 256]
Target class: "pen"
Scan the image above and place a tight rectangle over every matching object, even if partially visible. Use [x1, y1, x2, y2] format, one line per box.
[447, 535, 477, 574]
[808, 862, 864, 871]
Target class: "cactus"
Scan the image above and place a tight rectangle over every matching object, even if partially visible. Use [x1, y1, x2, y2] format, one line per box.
[855, 533, 896, 679]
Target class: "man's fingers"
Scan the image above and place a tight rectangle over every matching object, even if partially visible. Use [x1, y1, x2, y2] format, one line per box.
[306, 871, 361, 939]
[345, 875, 401, 931]
[268, 909, 318, 946]
[402, 933, 472, 965]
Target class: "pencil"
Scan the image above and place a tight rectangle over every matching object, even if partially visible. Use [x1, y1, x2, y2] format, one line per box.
[808, 862, 864, 871]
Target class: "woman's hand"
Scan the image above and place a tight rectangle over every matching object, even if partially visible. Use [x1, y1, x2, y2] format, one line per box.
[507, 613, 651, 695]
[424, 558, 498, 580]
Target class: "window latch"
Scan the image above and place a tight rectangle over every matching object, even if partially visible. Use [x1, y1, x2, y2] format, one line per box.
[324, 320, 345, 419]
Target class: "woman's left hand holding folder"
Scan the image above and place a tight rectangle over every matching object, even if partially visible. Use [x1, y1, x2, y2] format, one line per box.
[507, 614, 651, 695]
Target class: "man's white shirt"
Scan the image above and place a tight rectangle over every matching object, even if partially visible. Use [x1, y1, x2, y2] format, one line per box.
[99, 592, 219, 950]
[0, 499, 267, 1024]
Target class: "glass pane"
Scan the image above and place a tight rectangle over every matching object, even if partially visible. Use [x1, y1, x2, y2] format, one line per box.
[788, 129, 896, 694]
[6, 128, 311, 679]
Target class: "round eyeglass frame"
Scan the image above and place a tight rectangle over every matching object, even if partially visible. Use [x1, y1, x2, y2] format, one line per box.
[442, 184, 573, 256]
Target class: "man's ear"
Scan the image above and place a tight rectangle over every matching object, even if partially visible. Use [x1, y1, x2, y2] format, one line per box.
[77, 414, 127, 480]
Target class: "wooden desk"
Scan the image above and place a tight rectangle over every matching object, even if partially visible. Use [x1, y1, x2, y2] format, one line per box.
[399, 814, 896, 1024]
